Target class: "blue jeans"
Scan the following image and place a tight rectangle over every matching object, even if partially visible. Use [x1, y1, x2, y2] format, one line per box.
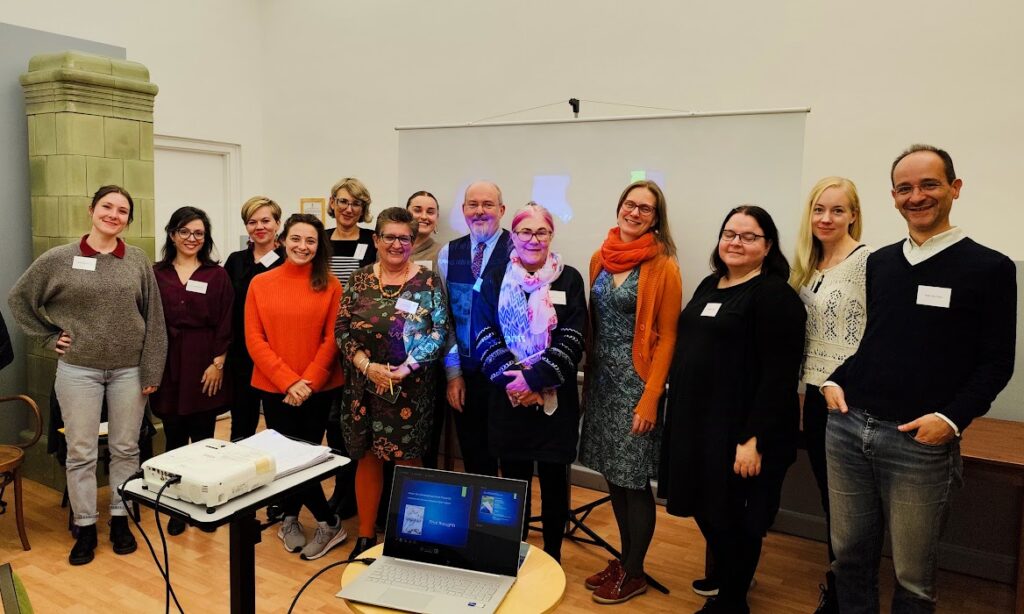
[54, 362, 147, 526]
[826, 407, 963, 614]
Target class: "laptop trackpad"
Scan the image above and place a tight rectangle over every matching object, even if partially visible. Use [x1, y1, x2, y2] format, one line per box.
[384, 589, 432, 611]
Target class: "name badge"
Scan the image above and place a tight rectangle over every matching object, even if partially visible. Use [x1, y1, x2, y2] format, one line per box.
[395, 297, 418, 314]
[353, 243, 368, 259]
[549, 290, 567, 305]
[414, 259, 432, 271]
[701, 302, 722, 317]
[258, 250, 280, 267]
[917, 285, 951, 308]
[798, 286, 816, 306]
[72, 256, 97, 271]
[186, 280, 209, 294]
[473, 278, 483, 292]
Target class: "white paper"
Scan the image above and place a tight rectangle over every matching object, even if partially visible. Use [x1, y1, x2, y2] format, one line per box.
[72, 256, 97, 271]
[185, 279, 208, 294]
[236, 429, 332, 479]
[258, 250, 280, 267]
[395, 297, 418, 313]
[353, 243, 368, 259]
[799, 286, 816, 305]
[917, 285, 951, 308]
[701, 302, 722, 317]
[549, 290, 566, 305]
[414, 259, 432, 271]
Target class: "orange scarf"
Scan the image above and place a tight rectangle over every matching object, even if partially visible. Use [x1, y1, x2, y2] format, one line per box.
[599, 227, 660, 273]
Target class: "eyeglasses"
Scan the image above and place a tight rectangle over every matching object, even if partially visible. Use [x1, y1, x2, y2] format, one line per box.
[379, 234, 414, 246]
[513, 229, 552, 243]
[893, 180, 946, 197]
[621, 201, 655, 216]
[720, 230, 764, 244]
[463, 202, 500, 212]
[332, 197, 364, 210]
[175, 228, 206, 240]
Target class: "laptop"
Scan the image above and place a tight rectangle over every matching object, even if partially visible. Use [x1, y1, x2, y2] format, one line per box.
[338, 466, 529, 614]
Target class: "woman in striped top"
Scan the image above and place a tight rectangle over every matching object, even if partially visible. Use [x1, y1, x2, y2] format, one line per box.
[326, 177, 377, 286]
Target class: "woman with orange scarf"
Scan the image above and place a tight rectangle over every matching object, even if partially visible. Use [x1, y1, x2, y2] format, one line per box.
[579, 180, 682, 605]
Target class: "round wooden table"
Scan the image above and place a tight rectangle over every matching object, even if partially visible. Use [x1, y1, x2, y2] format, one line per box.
[340, 543, 566, 613]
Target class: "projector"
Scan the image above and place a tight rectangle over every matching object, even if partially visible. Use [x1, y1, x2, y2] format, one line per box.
[141, 438, 276, 511]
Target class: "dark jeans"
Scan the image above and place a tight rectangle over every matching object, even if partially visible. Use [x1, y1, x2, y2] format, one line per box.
[500, 459, 569, 561]
[228, 362, 261, 441]
[804, 384, 835, 564]
[827, 407, 963, 614]
[451, 370, 499, 476]
[261, 391, 335, 523]
[162, 410, 218, 451]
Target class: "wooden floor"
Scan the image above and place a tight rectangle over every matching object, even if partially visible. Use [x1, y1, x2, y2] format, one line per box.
[1, 419, 1014, 613]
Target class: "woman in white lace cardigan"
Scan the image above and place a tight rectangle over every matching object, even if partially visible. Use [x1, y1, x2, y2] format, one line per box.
[790, 176, 869, 613]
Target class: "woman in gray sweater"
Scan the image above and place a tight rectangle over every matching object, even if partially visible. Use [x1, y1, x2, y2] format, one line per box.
[8, 185, 167, 566]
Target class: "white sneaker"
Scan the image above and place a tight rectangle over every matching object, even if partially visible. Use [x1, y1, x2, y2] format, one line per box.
[300, 515, 347, 560]
[277, 516, 306, 553]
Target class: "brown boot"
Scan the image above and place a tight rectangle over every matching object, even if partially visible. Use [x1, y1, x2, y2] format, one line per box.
[592, 569, 648, 604]
[584, 559, 623, 590]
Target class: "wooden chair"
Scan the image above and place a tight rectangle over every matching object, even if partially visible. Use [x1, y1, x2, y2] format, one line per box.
[0, 395, 42, 551]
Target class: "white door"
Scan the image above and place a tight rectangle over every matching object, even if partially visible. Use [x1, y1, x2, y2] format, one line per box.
[154, 137, 243, 262]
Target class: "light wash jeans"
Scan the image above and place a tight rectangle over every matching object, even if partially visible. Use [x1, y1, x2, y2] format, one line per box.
[826, 407, 963, 614]
[54, 361, 147, 527]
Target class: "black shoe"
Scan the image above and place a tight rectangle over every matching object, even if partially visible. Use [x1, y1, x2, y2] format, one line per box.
[692, 577, 720, 597]
[814, 583, 839, 614]
[110, 516, 137, 555]
[167, 517, 187, 536]
[349, 536, 377, 560]
[69, 524, 98, 566]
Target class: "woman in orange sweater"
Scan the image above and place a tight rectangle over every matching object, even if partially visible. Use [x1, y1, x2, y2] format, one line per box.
[579, 180, 682, 605]
[245, 213, 347, 561]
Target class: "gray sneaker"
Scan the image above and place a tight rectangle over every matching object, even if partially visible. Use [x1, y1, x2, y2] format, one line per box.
[277, 516, 306, 553]
[300, 516, 347, 560]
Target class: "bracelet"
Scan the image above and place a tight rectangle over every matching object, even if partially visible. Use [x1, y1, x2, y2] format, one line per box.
[361, 359, 371, 375]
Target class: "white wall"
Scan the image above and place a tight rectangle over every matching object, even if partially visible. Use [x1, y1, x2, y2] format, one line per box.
[0, 0, 267, 240]
[259, 0, 1024, 259]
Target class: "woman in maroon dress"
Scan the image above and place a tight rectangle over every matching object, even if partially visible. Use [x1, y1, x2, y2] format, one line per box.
[151, 206, 234, 535]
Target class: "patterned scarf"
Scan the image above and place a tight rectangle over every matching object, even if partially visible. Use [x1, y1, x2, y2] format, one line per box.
[599, 227, 661, 273]
[497, 252, 563, 414]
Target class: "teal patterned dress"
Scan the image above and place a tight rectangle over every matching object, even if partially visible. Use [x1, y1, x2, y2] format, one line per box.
[335, 264, 448, 460]
[579, 268, 661, 489]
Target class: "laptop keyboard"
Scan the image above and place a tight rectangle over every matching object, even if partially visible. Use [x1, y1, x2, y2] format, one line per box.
[365, 561, 501, 602]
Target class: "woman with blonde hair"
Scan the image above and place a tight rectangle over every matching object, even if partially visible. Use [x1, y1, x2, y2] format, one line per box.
[579, 179, 682, 605]
[790, 177, 868, 613]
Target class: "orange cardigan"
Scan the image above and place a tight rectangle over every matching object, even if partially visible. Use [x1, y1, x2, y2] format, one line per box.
[245, 260, 344, 394]
[588, 250, 682, 422]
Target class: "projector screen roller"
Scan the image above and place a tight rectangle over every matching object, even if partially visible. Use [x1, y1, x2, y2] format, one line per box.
[397, 109, 808, 305]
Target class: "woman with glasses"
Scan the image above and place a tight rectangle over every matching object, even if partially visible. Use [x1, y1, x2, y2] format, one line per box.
[247, 213, 347, 560]
[789, 178, 868, 613]
[579, 180, 682, 605]
[223, 196, 285, 440]
[327, 177, 377, 286]
[472, 202, 586, 562]
[151, 206, 234, 535]
[659, 206, 805, 614]
[335, 207, 449, 559]
[8, 185, 167, 565]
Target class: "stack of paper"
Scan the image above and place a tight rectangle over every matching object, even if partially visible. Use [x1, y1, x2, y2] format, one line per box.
[236, 429, 332, 478]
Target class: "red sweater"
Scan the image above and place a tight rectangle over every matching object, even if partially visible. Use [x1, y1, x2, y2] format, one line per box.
[245, 260, 344, 394]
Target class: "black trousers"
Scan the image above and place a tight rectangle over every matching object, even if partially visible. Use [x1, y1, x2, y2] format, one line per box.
[162, 410, 218, 451]
[451, 370, 499, 476]
[500, 459, 569, 561]
[261, 391, 334, 522]
[228, 361, 261, 441]
[804, 384, 835, 564]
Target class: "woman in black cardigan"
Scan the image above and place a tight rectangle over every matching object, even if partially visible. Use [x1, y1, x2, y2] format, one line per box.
[472, 202, 586, 562]
[659, 205, 805, 614]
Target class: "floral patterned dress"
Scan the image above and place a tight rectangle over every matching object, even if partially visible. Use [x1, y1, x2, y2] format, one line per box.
[335, 264, 448, 460]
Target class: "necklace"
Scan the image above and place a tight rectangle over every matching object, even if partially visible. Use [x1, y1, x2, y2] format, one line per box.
[378, 262, 410, 298]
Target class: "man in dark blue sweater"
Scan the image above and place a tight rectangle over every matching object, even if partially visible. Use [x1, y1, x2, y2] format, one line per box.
[823, 144, 1016, 614]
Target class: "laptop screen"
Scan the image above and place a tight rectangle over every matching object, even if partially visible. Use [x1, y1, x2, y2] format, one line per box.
[383, 467, 528, 577]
